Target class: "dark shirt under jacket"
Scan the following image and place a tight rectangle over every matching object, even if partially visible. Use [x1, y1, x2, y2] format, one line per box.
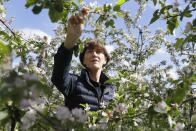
[51, 43, 116, 111]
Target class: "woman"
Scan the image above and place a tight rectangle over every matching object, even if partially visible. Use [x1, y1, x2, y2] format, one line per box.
[51, 11, 116, 111]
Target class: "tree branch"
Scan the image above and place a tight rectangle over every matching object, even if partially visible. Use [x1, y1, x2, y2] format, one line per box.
[166, 8, 196, 19]
[0, 19, 17, 39]
[30, 106, 67, 131]
[180, 97, 196, 107]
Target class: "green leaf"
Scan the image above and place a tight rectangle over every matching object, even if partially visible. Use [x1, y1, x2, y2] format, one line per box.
[94, 7, 102, 12]
[193, 2, 196, 8]
[167, 17, 179, 34]
[150, 10, 160, 24]
[153, 0, 157, 6]
[175, 38, 183, 50]
[104, 3, 112, 12]
[0, 111, 8, 120]
[32, 5, 43, 14]
[78, 0, 83, 4]
[118, 72, 124, 77]
[105, 19, 115, 28]
[184, 12, 192, 17]
[193, 19, 196, 26]
[104, 78, 120, 84]
[113, 5, 120, 12]
[117, 12, 124, 17]
[116, 0, 129, 6]
[189, 34, 196, 42]
[70, 1, 77, 5]
[0, 40, 10, 54]
[113, 14, 117, 19]
[159, 1, 164, 8]
[173, 83, 189, 104]
[25, 0, 35, 8]
[49, 7, 62, 23]
[54, 2, 64, 12]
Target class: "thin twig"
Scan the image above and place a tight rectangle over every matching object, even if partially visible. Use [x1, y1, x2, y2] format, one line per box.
[124, 111, 148, 119]
[180, 97, 196, 107]
[30, 106, 66, 131]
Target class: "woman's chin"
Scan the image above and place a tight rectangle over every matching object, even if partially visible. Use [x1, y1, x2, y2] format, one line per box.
[88, 65, 101, 71]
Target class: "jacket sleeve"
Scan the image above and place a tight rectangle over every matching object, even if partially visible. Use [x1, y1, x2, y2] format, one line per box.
[51, 43, 75, 97]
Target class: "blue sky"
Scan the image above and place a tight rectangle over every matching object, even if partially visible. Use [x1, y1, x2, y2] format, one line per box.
[4, 0, 159, 36]
[4, 0, 57, 36]
[4, 0, 191, 37]
[3, 0, 194, 79]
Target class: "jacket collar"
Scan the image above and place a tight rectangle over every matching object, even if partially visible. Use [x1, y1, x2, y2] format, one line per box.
[80, 68, 111, 85]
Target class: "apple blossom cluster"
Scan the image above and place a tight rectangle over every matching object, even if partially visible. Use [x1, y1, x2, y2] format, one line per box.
[134, 0, 147, 23]
[56, 106, 87, 123]
[21, 109, 36, 131]
[154, 100, 168, 114]
[89, 1, 98, 9]
[173, 0, 179, 11]
[19, 93, 45, 113]
[0, 4, 6, 21]
[173, 122, 185, 131]
[114, 103, 129, 114]
[184, 22, 192, 33]
[99, 101, 106, 109]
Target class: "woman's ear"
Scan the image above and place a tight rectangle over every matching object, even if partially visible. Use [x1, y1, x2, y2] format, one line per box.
[103, 56, 107, 65]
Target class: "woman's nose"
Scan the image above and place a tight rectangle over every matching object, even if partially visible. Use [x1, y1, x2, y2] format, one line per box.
[92, 51, 98, 56]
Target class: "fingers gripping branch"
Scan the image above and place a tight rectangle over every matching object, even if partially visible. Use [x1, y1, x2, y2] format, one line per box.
[64, 9, 89, 49]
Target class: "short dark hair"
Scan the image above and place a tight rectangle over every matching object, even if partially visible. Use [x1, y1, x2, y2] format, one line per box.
[79, 39, 110, 67]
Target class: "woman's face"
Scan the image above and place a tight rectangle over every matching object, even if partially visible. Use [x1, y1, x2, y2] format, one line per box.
[83, 48, 107, 71]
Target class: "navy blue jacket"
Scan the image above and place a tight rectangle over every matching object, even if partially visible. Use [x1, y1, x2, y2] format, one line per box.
[51, 44, 116, 111]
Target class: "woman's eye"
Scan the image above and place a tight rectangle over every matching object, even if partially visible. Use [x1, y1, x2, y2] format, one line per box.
[87, 50, 93, 53]
[96, 50, 102, 54]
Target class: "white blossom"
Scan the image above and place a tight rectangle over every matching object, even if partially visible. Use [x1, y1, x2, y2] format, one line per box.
[84, 105, 91, 111]
[144, 93, 149, 97]
[154, 101, 168, 114]
[72, 108, 87, 122]
[171, 103, 179, 109]
[0, 4, 6, 21]
[32, 101, 45, 113]
[89, 124, 97, 130]
[173, 0, 179, 11]
[100, 101, 106, 109]
[56, 106, 71, 121]
[155, 28, 163, 35]
[99, 123, 107, 130]
[134, 121, 138, 126]
[23, 73, 40, 81]
[168, 115, 176, 128]
[143, 101, 151, 108]
[89, 1, 98, 8]
[14, 77, 27, 87]
[100, 118, 109, 123]
[30, 86, 40, 99]
[19, 99, 31, 109]
[114, 92, 119, 98]
[21, 109, 36, 131]
[121, 77, 129, 83]
[191, 114, 196, 123]
[173, 123, 185, 131]
[9, 16, 15, 25]
[184, 22, 192, 33]
[34, 67, 45, 74]
[114, 103, 129, 114]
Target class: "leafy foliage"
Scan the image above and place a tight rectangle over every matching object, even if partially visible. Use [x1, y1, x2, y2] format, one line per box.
[0, 0, 195, 130]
